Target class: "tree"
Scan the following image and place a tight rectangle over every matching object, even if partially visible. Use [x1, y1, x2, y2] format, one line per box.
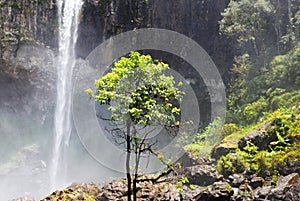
[220, 0, 274, 67]
[86, 52, 184, 201]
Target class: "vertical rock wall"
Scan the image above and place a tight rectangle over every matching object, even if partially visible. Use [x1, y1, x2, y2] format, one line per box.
[77, 0, 232, 80]
[0, 0, 57, 120]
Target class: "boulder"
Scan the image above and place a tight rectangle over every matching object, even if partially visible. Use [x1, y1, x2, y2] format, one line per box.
[238, 124, 275, 150]
[175, 151, 200, 167]
[254, 186, 272, 201]
[186, 165, 223, 186]
[253, 173, 300, 201]
[269, 173, 299, 200]
[15, 42, 56, 73]
[284, 178, 300, 201]
[194, 181, 233, 201]
[211, 142, 237, 160]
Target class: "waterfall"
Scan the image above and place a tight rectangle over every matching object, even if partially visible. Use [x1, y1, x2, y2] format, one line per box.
[51, 0, 83, 190]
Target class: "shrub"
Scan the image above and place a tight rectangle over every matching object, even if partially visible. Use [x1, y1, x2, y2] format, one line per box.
[242, 97, 269, 124]
[217, 141, 275, 177]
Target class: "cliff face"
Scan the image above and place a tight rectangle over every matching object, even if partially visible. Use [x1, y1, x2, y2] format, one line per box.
[0, 0, 57, 67]
[0, 0, 232, 129]
[1, 0, 232, 77]
[77, 0, 232, 78]
[0, 0, 57, 122]
[77, 0, 232, 126]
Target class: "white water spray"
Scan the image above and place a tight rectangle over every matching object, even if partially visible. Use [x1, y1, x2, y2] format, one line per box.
[51, 0, 83, 190]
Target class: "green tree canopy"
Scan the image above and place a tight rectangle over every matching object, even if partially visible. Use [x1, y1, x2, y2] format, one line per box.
[87, 51, 183, 126]
[86, 51, 184, 201]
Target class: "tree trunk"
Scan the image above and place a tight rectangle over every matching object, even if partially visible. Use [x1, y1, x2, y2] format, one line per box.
[133, 152, 140, 201]
[133, 173, 137, 201]
[133, 129, 140, 201]
[126, 121, 132, 201]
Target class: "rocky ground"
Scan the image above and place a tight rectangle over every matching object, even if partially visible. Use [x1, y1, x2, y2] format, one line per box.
[9, 153, 300, 201]
[8, 107, 300, 200]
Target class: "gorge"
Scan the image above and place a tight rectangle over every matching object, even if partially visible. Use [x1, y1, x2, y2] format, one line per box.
[1, 0, 300, 200]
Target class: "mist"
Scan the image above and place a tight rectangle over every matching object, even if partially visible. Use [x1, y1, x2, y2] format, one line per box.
[0, 43, 122, 200]
[0, 106, 123, 200]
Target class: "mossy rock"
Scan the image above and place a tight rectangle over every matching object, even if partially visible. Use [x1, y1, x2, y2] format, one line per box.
[40, 183, 100, 201]
[211, 141, 237, 160]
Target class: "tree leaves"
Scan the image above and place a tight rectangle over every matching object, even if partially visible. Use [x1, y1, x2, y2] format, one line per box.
[87, 51, 184, 126]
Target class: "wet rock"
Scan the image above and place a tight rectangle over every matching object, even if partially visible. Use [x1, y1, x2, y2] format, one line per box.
[0, 0, 57, 48]
[194, 181, 233, 201]
[15, 42, 56, 73]
[186, 164, 223, 186]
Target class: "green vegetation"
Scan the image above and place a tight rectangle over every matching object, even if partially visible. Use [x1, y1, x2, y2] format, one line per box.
[87, 52, 184, 201]
[186, 120, 241, 157]
[220, 0, 300, 125]
[217, 107, 300, 177]
[186, 3, 300, 181]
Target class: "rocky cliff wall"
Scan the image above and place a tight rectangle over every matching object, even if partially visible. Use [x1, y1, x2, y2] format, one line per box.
[0, 0, 232, 121]
[78, 0, 232, 79]
[0, 0, 233, 136]
[0, 0, 57, 122]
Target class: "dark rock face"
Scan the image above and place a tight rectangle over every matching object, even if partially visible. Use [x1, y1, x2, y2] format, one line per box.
[77, 0, 233, 80]
[0, 1, 57, 123]
[0, 1, 234, 143]
[0, 0, 57, 46]
[0, 0, 57, 72]
[1, 0, 233, 123]
[0, 42, 56, 123]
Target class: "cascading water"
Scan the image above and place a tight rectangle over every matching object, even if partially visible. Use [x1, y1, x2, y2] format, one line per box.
[51, 0, 83, 190]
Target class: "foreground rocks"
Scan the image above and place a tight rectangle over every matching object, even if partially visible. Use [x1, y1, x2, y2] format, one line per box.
[35, 161, 300, 201]
[185, 164, 223, 186]
[40, 179, 182, 201]
[194, 181, 233, 201]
